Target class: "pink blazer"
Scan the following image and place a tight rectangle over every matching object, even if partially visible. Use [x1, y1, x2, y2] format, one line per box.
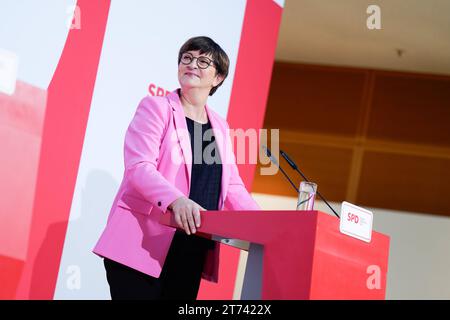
[93, 90, 260, 282]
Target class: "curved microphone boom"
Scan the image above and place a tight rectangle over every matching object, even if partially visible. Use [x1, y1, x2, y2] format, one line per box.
[262, 145, 299, 194]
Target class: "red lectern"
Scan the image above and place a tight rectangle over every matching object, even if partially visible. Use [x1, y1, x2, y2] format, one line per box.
[160, 210, 390, 300]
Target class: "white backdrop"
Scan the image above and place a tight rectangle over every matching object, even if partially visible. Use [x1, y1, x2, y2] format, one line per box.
[0, 0, 76, 91]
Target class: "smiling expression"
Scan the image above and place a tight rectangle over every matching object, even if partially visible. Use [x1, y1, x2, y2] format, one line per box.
[178, 50, 224, 93]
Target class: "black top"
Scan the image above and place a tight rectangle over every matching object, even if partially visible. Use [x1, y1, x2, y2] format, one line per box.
[186, 117, 222, 211]
[178, 116, 222, 251]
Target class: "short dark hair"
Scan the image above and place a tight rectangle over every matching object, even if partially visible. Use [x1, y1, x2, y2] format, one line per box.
[178, 36, 229, 96]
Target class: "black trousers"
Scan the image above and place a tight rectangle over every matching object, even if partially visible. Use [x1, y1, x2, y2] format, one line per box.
[103, 230, 214, 300]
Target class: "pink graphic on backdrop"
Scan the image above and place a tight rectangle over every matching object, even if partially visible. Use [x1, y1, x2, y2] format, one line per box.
[0, 81, 46, 299]
[0, 0, 111, 299]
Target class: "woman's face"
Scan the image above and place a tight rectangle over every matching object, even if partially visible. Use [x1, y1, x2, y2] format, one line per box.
[178, 50, 224, 93]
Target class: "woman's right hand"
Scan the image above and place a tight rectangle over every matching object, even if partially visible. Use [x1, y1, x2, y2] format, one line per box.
[167, 196, 205, 235]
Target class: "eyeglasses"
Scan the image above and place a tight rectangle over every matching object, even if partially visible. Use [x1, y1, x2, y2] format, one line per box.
[180, 52, 215, 69]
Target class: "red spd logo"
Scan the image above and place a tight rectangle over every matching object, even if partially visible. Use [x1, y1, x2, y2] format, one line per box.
[347, 212, 360, 224]
[148, 83, 171, 97]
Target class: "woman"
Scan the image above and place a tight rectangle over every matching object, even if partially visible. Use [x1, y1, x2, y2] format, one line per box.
[93, 36, 260, 300]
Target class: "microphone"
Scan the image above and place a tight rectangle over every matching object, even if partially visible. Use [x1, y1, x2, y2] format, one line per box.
[261, 145, 299, 194]
[279, 149, 340, 219]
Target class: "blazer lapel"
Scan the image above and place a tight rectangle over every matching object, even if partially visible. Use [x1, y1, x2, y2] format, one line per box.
[166, 91, 192, 186]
